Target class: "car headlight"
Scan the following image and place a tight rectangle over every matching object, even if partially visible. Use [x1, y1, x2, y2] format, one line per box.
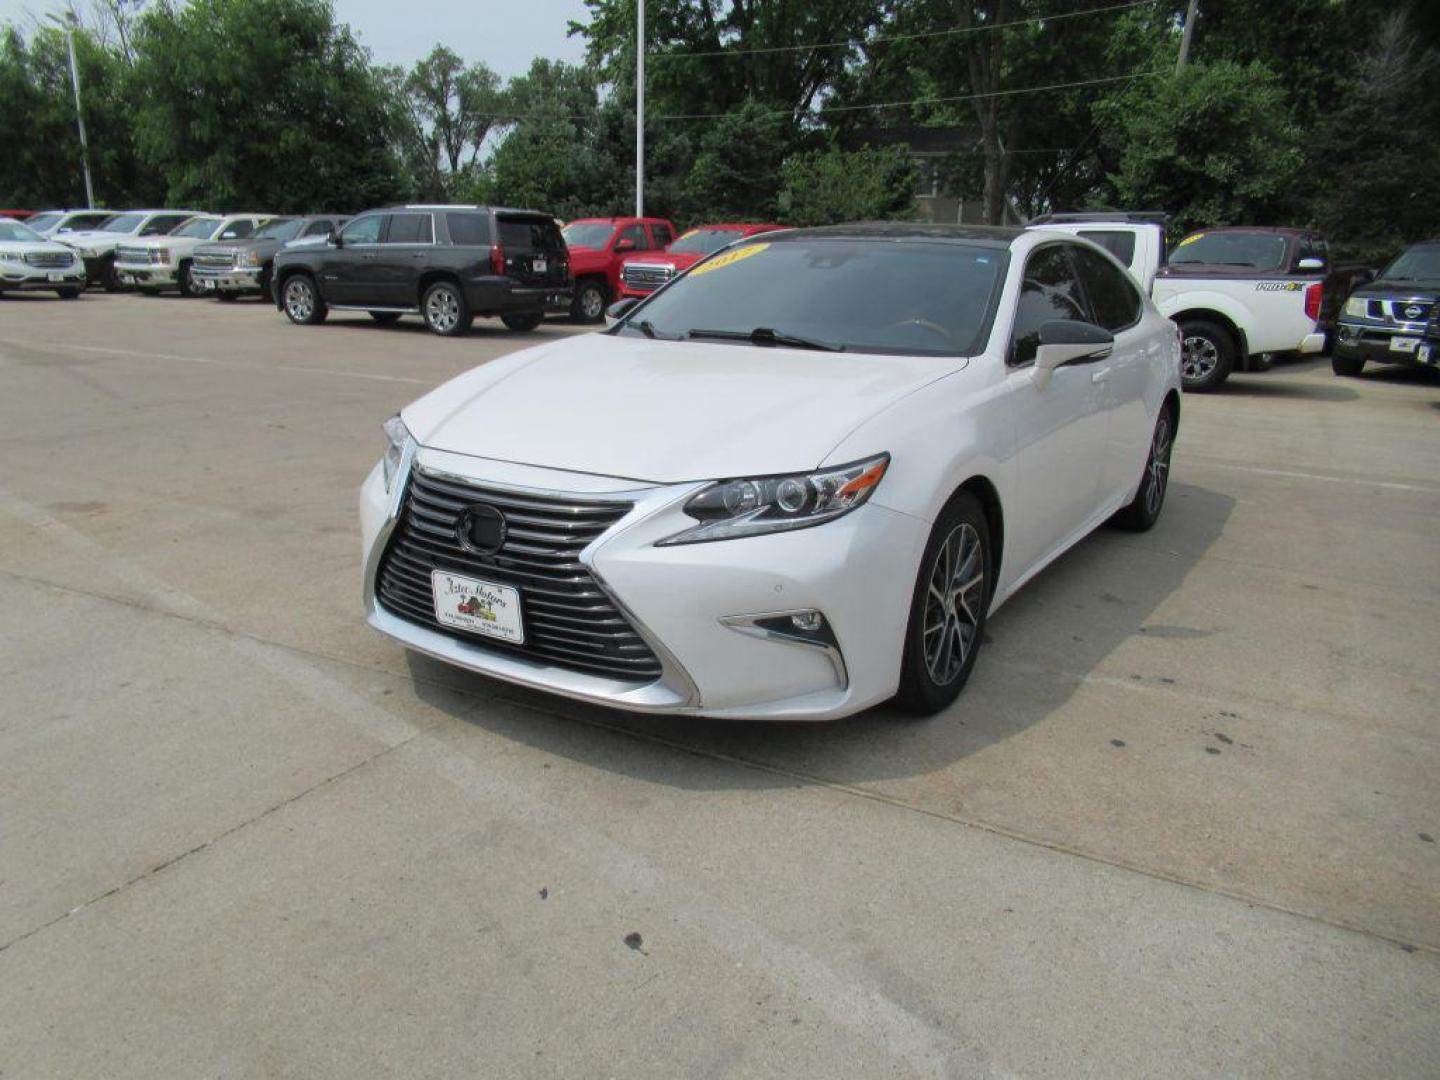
[0, 251, 22, 264]
[236, 250, 262, 268]
[658, 453, 890, 546]
[1343, 297, 1370, 318]
[382, 415, 414, 493]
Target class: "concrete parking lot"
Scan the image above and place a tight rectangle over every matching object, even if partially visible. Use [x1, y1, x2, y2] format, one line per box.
[1, 291, 1437, 1078]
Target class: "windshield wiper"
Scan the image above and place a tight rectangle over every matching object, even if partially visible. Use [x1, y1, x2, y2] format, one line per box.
[687, 327, 843, 352]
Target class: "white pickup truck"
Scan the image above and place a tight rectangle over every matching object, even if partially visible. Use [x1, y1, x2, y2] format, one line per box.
[1030, 214, 1343, 391]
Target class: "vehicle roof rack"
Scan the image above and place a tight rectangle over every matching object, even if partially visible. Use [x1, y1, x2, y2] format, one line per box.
[1029, 211, 1168, 225]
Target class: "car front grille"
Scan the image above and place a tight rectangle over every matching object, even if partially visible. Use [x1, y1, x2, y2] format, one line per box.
[376, 469, 663, 683]
[24, 251, 73, 268]
[195, 252, 235, 269]
[621, 264, 673, 292]
[115, 244, 164, 264]
[1387, 300, 1434, 325]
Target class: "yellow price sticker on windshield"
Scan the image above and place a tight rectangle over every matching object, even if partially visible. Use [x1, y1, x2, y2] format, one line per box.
[690, 243, 770, 276]
[1176, 233, 1203, 248]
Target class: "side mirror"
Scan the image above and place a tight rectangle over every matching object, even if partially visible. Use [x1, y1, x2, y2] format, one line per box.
[614, 239, 636, 252]
[1032, 320, 1114, 389]
[331, 232, 344, 248]
[605, 297, 640, 328]
[1297, 257, 1325, 271]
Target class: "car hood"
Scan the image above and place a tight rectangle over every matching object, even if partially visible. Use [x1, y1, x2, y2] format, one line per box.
[402, 332, 967, 483]
[1351, 278, 1440, 299]
[621, 251, 704, 272]
[58, 230, 132, 246]
[195, 238, 279, 257]
[0, 240, 77, 256]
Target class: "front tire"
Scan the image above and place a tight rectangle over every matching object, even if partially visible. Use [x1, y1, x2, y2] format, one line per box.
[1332, 353, 1366, 377]
[571, 280, 606, 323]
[422, 281, 471, 336]
[1111, 405, 1176, 532]
[1179, 319, 1235, 392]
[896, 492, 992, 716]
[176, 260, 196, 297]
[501, 311, 543, 331]
[101, 257, 122, 293]
[281, 273, 327, 325]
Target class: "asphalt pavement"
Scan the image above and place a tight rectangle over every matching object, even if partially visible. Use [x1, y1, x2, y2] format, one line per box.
[1, 292, 1437, 1078]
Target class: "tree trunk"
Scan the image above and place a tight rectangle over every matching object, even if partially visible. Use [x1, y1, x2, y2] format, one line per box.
[956, 1, 1011, 224]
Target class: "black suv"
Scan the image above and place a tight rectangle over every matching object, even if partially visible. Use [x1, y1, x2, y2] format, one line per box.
[1332, 239, 1439, 376]
[272, 205, 570, 336]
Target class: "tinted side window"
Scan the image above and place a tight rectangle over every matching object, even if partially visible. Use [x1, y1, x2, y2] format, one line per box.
[1010, 246, 1089, 366]
[616, 224, 646, 250]
[497, 217, 562, 251]
[384, 213, 432, 244]
[341, 216, 382, 244]
[77, 213, 111, 230]
[447, 213, 491, 246]
[1077, 229, 1136, 267]
[1072, 247, 1142, 332]
[142, 215, 190, 236]
[220, 220, 254, 239]
[303, 219, 333, 237]
[652, 224, 674, 248]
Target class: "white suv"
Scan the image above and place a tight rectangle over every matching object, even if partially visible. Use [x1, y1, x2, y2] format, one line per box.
[0, 216, 88, 298]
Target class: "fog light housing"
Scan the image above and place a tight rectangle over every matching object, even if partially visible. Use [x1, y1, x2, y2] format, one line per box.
[790, 610, 823, 633]
[1338, 325, 1362, 345]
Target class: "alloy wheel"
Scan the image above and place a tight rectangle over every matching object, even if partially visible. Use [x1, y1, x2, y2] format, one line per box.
[1181, 335, 1219, 382]
[284, 278, 314, 322]
[1144, 414, 1173, 517]
[427, 286, 461, 333]
[922, 522, 985, 686]
[580, 286, 604, 320]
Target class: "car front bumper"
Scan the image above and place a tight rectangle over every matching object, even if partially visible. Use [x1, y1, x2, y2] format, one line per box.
[192, 265, 263, 291]
[0, 265, 86, 289]
[1334, 320, 1438, 367]
[115, 261, 178, 286]
[360, 447, 927, 721]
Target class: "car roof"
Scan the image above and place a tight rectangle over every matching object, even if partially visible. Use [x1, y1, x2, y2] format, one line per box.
[766, 222, 1024, 248]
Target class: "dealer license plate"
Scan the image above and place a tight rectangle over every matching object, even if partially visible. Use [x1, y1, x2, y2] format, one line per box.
[533, 257, 547, 273]
[47, 272, 66, 282]
[431, 570, 524, 644]
[1388, 336, 1420, 354]
[1419, 343, 1434, 365]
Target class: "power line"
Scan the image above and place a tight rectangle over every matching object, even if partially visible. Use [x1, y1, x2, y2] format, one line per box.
[656, 69, 1168, 121]
[647, 0, 1162, 62]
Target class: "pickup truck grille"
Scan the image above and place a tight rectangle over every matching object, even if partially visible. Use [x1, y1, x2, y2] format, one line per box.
[116, 245, 165, 265]
[195, 252, 236, 269]
[24, 251, 73, 268]
[376, 470, 662, 683]
[1385, 300, 1433, 325]
[621, 264, 674, 292]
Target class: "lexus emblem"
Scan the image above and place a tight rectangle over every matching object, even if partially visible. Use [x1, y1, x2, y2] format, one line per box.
[1404, 303, 1424, 320]
[456, 504, 507, 556]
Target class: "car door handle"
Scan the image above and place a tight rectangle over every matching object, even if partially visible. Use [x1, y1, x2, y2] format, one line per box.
[411, 252, 426, 259]
[1091, 367, 1111, 383]
[360, 252, 377, 260]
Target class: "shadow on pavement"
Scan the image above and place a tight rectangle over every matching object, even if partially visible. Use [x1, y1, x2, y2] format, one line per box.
[408, 481, 1235, 792]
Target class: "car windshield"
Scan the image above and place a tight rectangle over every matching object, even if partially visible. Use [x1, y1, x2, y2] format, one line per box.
[97, 212, 145, 233]
[252, 218, 302, 240]
[1169, 231, 1287, 271]
[667, 228, 747, 256]
[26, 213, 61, 232]
[1381, 245, 1440, 283]
[615, 238, 1008, 356]
[173, 217, 221, 239]
[562, 222, 616, 249]
[0, 220, 43, 243]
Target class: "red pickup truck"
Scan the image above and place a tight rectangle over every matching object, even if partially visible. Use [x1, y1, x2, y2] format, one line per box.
[560, 216, 677, 321]
[617, 222, 785, 299]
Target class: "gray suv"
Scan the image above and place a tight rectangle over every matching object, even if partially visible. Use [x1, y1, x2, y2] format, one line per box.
[191, 214, 347, 300]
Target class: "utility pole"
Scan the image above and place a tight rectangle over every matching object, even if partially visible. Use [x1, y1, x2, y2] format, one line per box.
[1175, 0, 1199, 75]
[635, 0, 645, 217]
[50, 13, 95, 208]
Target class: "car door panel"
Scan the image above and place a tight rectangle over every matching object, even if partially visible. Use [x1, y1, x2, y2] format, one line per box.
[324, 215, 383, 304]
[371, 212, 433, 307]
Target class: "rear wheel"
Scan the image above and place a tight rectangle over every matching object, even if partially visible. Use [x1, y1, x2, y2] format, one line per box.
[1111, 405, 1175, 532]
[501, 311, 543, 331]
[1332, 353, 1366, 377]
[369, 311, 403, 324]
[896, 492, 992, 716]
[281, 274, 327, 325]
[422, 281, 471, 336]
[571, 280, 607, 323]
[1179, 319, 1235, 392]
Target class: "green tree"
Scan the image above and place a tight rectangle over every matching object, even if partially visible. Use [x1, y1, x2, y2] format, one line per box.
[679, 99, 790, 221]
[777, 144, 917, 227]
[129, 0, 410, 211]
[1095, 60, 1304, 238]
[402, 45, 505, 197]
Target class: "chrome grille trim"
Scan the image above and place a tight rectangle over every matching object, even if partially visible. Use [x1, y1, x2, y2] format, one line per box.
[195, 252, 236, 268]
[24, 251, 74, 268]
[376, 468, 664, 681]
[620, 263, 674, 291]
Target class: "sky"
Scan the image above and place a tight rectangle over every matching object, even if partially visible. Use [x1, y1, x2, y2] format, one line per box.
[0, 0, 594, 78]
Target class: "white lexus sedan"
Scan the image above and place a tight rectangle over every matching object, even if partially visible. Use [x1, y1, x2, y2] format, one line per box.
[360, 224, 1181, 720]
